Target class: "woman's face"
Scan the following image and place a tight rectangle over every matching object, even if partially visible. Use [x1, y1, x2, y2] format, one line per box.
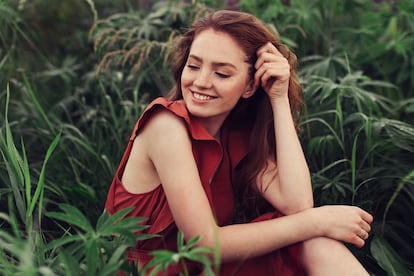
[181, 29, 253, 134]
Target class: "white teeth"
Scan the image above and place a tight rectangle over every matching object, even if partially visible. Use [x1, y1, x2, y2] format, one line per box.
[193, 92, 212, 101]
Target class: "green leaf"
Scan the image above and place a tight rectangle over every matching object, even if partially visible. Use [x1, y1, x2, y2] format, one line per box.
[99, 245, 129, 276]
[0, 85, 26, 222]
[85, 238, 99, 276]
[97, 208, 147, 235]
[47, 204, 93, 233]
[22, 74, 55, 132]
[45, 235, 83, 251]
[57, 249, 81, 276]
[382, 169, 414, 228]
[28, 130, 62, 219]
[371, 235, 413, 276]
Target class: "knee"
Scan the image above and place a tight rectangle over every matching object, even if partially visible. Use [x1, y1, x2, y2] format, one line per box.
[300, 237, 369, 276]
[300, 237, 347, 267]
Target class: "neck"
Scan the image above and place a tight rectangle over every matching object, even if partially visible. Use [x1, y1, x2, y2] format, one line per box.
[198, 117, 225, 140]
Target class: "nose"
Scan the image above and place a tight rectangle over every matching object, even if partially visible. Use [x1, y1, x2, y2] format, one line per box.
[194, 70, 212, 88]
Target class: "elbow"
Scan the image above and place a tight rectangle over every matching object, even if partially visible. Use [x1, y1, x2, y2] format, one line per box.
[280, 197, 314, 214]
[184, 225, 220, 250]
[299, 197, 314, 210]
[288, 184, 314, 213]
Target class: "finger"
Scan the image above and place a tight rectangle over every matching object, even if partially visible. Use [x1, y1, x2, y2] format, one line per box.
[362, 211, 374, 224]
[255, 65, 277, 88]
[351, 229, 368, 248]
[358, 229, 369, 240]
[253, 67, 262, 89]
[254, 52, 283, 69]
[261, 72, 275, 89]
[255, 60, 289, 80]
[253, 64, 268, 86]
[255, 52, 287, 70]
[359, 219, 371, 233]
[257, 42, 283, 57]
[351, 233, 365, 248]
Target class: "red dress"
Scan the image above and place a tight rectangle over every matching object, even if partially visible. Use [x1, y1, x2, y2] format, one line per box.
[105, 97, 304, 275]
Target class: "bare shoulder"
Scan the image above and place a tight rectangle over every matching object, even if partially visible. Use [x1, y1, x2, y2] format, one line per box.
[122, 109, 189, 194]
[141, 108, 188, 138]
[139, 108, 191, 154]
[127, 107, 217, 243]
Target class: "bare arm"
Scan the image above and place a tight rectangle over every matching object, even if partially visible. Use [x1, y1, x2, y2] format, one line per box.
[254, 42, 313, 214]
[140, 110, 372, 262]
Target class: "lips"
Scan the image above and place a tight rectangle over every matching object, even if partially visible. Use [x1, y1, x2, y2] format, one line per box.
[192, 91, 216, 101]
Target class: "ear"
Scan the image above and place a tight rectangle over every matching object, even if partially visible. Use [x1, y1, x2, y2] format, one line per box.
[241, 80, 258, 99]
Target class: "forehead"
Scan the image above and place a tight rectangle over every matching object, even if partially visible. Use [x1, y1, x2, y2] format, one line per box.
[189, 29, 248, 64]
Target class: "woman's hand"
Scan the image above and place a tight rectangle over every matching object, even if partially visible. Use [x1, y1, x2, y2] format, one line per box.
[254, 42, 290, 101]
[311, 205, 374, 248]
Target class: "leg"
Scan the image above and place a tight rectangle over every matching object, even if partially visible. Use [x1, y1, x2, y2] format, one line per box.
[301, 237, 369, 276]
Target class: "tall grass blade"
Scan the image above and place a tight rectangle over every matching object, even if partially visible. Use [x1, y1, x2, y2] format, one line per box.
[351, 127, 363, 203]
[381, 169, 414, 232]
[22, 74, 54, 133]
[84, 0, 98, 23]
[335, 94, 344, 141]
[21, 140, 31, 216]
[1, 85, 26, 222]
[27, 130, 62, 222]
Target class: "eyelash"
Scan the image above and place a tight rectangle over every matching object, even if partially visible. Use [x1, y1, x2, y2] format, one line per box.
[215, 72, 230, 78]
[186, 65, 230, 79]
[187, 64, 199, 70]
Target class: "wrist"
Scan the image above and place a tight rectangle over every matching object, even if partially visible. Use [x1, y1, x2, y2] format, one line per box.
[269, 95, 290, 108]
[303, 207, 324, 238]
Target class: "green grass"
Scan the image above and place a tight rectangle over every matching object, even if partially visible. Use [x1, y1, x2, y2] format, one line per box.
[1, 0, 413, 274]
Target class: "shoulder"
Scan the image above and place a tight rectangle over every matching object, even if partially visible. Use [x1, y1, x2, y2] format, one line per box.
[140, 107, 189, 141]
[135, 98, 190, 137]
[135, 106, 194, 171]
[143, 98, 188, 122]
[136, 97, 214, 142]
[147, 108, 188, 135]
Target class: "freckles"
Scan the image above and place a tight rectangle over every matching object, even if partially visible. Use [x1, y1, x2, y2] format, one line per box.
[181, 74, 192, 87]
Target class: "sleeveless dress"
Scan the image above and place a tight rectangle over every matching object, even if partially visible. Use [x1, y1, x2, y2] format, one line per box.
[105, 97, 304, 275]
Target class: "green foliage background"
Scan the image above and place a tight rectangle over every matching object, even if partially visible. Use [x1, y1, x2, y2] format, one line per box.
[0, 0, 413, 275]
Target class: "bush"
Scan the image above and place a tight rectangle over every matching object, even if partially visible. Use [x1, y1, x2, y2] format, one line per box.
[1, 0, 413, 274]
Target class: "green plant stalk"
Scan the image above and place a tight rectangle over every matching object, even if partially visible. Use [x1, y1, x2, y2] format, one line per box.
[335, 93, 344, 142]
[27, 130, 61, 225]
[22, 74, 55, 134]
[84, 0, 98, 23]
[381, 169, 414, 233]
[364, 117, 374, 168]
[1, 85, 27, 223]
[1, 84, 61, 255]
[21, 74, 90, 189]
[351, 126, 365, 204]
[21, 140, 30, 217]
[350, 130, 358, 203]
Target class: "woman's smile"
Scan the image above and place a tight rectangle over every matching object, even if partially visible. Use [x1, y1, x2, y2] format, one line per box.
[192, 91, 217, 102]
[181, 29, 252, 135]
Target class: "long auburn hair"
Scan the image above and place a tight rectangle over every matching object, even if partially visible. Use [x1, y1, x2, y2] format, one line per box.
[167, 10, 304, 221]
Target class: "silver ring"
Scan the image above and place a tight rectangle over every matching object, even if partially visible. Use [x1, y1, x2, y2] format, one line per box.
[359, 231, 368, 240]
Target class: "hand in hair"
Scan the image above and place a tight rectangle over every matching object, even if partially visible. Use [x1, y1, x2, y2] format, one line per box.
[254, 42, 291, 101]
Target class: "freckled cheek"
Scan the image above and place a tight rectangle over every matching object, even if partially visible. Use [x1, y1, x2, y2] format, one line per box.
[180, 71, 194, 88]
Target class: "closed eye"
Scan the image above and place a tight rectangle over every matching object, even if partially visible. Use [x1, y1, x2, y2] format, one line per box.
[187, 64, 199, 70]
[215, 72, 230, 78]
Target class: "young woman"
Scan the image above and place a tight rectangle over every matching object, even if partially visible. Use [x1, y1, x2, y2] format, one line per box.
[105, 10, 373, 275]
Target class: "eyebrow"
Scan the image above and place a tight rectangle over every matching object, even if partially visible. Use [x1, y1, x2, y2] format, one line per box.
[188, 54, 237, 69]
